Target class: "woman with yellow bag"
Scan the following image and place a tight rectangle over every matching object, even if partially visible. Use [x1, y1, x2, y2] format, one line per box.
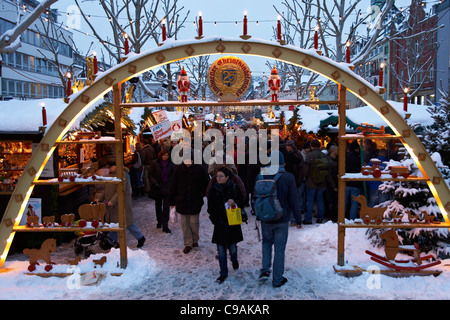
[207, 167, 247, 284]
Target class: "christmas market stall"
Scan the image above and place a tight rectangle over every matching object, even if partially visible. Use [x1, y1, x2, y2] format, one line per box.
[0, 98, 104, 252]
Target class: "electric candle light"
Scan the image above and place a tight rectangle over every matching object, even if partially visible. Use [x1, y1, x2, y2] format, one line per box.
[345, 41, 351, 63]
[162, 19, 167, 41]
[93, 51, 98, 74]
[41, 102, 47, 126]
[379, 62, 385, 87]
[403, 87, 409, 112]
[314, 25, 319, 50]
[66, 72, 72, 97]
[243, 11, 248, 36]
[124, 33, 129, 55]
[198, 12, 203, 37]
[277, 15, 282, 41]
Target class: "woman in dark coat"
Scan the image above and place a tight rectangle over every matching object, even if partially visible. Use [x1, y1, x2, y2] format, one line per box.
[149, 149, 174, 233]
[207, 167, 247, 284]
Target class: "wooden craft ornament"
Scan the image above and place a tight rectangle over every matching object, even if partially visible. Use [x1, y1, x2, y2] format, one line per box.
[68, 256, 81, 266]
[61, 214, 75, 227]
[42, 216, 55, 227]
[26, 216, 39, 227]
[23, 238, 56, 272]
[352, 195, 384, 224]
[93, 256, 107, 268]
[380, 229, 421, 265]
[78, 203, 106, 228]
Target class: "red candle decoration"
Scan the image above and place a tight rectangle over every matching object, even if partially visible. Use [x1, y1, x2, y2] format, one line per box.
[345, 41, 351, 63]
[403, 88, 409, 112]
[198, 12, 203, 37]
[162, 19, 167, 42]
[124, 33, 129, 55]
[379, 62, 385, 87]
[41, 104, 47, 126]
[66, 72, 72, 97]
[314, 25, 319, 50]
[93, 52, 98, 74]
[243, 11, 248, 36]
[277, 15, 282, 41]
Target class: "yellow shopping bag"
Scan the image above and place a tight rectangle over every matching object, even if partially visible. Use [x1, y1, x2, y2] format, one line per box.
[226, 205, 242, 226]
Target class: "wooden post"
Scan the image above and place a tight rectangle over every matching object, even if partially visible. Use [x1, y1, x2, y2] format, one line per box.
[337, 84, 347, 266]
[113, 83, 127, 269]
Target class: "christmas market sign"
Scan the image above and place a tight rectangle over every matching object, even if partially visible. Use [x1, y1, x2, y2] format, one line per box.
[207, 56, 252, 101]
[150, 120, 172, 141]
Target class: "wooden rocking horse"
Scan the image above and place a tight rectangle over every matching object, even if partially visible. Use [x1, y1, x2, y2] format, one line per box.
[365, 229, 441, 272]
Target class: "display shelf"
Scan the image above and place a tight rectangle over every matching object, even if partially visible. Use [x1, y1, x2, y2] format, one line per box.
[340, 221, 450, 229]
[33, 177, 122, 185]
[56, 137, 121, 145]
[12, 225, 123, 232]
[340, 173, 429, 182]
[340, 134, 402, 140]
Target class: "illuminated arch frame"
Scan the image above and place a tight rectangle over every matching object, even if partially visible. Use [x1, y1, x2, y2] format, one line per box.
[1, 37, 449, 268]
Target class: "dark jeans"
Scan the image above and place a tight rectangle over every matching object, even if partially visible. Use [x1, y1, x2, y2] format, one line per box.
[261, 222, 289, 287]
[217, 243, 238, 277]
[155, 193, 170, 228]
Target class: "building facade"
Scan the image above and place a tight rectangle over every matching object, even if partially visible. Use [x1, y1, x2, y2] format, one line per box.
[0, 0, 73, 100]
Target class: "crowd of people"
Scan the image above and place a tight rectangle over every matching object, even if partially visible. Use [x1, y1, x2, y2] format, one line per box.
[90, 129, 398, 287]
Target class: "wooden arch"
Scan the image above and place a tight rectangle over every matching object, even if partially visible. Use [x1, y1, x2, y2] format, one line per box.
[0, 37, 449, 268]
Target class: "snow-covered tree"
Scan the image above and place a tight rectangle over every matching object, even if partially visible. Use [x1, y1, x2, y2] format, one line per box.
[423, 89, 450, 179]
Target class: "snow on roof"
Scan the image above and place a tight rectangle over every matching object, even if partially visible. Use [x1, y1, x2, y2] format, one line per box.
[0, 98, 104, 133]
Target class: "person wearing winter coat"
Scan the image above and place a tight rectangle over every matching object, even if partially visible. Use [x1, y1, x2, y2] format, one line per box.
[103, 166, 146, 248]
[131, 142, 146, 196]
[207, 167, 247, 284]
[169, 157, 210, 254]
[303, 139, 329, 224]
[345, 140, 363, 220]
[149, 149, 174, 233]
[141, 139, 155, 194]
[281, 140, 304, 227]
[258, 151, 300, 288]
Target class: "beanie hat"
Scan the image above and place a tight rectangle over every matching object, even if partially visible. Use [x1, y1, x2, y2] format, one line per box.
[310, 139, 321, 148]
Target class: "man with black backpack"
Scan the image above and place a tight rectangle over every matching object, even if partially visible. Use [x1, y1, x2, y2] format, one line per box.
[303, 139, 329, 224]
[253, 150, 300, 288]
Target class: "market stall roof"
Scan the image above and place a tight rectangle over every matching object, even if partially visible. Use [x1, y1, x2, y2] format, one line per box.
[262, 101, 434, 134]
[0, 98, 104, 133]
[320, 101, 434, 132]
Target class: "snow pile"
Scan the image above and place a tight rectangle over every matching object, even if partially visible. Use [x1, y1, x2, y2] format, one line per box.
[2, 197, 450, 300]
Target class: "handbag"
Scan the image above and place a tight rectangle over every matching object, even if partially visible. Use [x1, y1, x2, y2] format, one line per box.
[225, 203, 242, 226]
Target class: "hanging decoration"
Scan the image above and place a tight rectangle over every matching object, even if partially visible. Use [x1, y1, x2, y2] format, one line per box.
[268, 66, 281, 102]
[177, 67, 190, 102]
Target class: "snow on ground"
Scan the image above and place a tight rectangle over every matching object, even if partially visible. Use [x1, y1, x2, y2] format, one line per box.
[2, 195, 450, 300]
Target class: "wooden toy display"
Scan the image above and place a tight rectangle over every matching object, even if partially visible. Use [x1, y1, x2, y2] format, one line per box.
[93, 256, 107, 268]
[78, 203, 106, 228]
[356, 123, 386, 135]
[75, 131, 102, 140]
[60, 213, 76, 227]
[365, 229, 441, 272]
[352, 195, 384, 224]
[23, 238, 56, 272]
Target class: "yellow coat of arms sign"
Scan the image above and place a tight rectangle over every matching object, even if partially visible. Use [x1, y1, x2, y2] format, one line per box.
[207, 56, 252, 101]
